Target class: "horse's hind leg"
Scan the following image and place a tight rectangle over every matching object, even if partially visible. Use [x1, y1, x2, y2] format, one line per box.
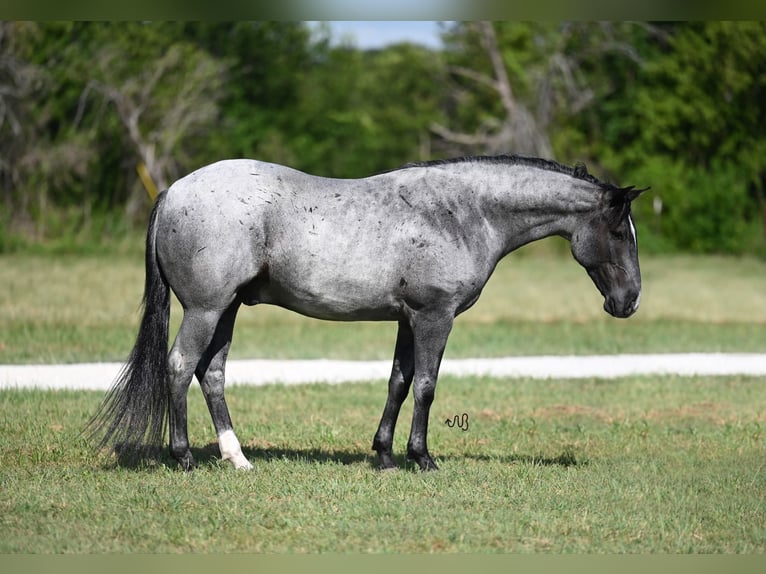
[195, 303, 253, 470]
[372, 321, 415, 470]
[167, 308, 223, 470]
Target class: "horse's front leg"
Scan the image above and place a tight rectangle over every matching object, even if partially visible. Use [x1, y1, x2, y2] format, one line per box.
[372, 321, 415, 470]
[406, 312, 453, 471]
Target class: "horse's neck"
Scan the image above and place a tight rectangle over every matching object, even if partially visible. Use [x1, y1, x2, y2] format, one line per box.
[467, 164, 600, 255]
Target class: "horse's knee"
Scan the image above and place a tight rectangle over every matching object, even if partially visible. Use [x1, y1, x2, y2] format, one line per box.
[200, 367, 225, 393]
[388, 377, 409, 404]
[167, 349, 194, 403]
[168, 349, 185, 379]
[201, 367, 224, 391]
[413, 379, 436, 407]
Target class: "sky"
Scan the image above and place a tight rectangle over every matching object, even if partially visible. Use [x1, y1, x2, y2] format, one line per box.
[309, 21, 444, 50]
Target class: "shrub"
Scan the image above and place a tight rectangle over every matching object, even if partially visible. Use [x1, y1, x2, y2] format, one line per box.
[627, 157, 760, 254]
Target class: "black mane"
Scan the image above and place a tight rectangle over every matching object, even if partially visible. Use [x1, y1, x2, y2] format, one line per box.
[394, 153, 619, 191]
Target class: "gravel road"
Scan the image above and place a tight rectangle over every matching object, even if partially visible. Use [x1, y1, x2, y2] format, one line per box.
[1, 353, 765, 391]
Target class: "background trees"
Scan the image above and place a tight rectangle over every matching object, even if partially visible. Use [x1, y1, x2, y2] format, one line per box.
[0, 21, 763, 255]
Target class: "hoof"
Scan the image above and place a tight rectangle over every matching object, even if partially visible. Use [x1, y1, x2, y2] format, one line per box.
[227, 456, 254, 471]
[177, 452, 197, 472]
[407, 450, 439, 471]
[376, 451, 396, 471]
[170, 445, 197, 471]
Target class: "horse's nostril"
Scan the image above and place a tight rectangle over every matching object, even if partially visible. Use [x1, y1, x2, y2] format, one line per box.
[605, 295, 640, 318]
[622, 294, 640, 317]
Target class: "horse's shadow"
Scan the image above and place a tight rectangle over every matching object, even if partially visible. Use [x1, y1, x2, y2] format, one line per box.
[109, 442, 583, 471]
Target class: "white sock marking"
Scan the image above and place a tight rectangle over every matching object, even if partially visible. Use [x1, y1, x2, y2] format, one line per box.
[218, 429, 253, 470]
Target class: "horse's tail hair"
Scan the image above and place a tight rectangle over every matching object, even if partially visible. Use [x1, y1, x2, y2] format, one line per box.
[85, 191, 170, 461]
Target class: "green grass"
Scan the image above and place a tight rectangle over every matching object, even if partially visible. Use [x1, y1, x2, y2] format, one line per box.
[1, 375, 764, 552]
[2, 249, 765, 553]
[2, 249, 766, 363]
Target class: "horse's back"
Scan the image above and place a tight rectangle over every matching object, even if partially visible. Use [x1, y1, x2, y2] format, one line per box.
[164, 159, 307, 206]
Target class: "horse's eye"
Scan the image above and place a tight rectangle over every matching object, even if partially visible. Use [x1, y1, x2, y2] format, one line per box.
[611, 229, 627, 241]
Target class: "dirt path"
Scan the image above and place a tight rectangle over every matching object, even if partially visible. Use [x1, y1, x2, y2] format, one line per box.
[1, 353, 765, 390]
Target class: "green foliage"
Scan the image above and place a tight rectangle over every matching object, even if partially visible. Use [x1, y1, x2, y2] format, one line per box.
[175, 22, 316, 163]
[1, 22, 764, 254]
[592, 22, 766, 255]
[633, 23, 766, 173]
[290, 44, 443, 177]
[627, 158, 758, 254]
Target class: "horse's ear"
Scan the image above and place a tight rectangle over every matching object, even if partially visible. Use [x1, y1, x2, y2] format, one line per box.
[625, 185, 650, 203]
[573, 162, 590, 180]
[609, 185, 650, 207]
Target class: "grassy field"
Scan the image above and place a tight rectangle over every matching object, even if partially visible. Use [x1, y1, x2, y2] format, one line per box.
[1, 374, 764, 553]
[1, 247, 766, 363]
[1, 248, 765, 553]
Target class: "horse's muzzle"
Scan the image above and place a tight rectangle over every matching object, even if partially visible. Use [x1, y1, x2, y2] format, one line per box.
[604, 291, 640, 318]
[587, 264, 641, 319]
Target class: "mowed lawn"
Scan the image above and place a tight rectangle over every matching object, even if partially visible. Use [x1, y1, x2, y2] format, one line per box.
[1, 374, 765, 553]
[0, 247, 765, 553]
[2, 246, 766, 363]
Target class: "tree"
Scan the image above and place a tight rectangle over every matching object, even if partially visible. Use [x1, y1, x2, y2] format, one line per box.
[434, 21, 552, 157]
[174, 22, 316, 164]
[74, 23, 227, 215]
[604, 22, 766, 251]
[0, 21, 40, 226]
[0, 22, 95, 241]
[434, 21, 646, 162]
[642, 22, 766, 240]
[285, 41, 445, 177]
[2, 21, 763, 254]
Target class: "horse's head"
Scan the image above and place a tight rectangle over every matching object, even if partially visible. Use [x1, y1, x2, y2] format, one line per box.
[570, 184, 648, 318]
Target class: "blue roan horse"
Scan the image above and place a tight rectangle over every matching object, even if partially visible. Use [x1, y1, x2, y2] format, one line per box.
[88, 154, 647, 471]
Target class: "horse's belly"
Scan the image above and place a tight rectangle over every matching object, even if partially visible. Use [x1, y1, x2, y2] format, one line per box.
[255, 246, 480, 322]
[259, 271, 403, 321]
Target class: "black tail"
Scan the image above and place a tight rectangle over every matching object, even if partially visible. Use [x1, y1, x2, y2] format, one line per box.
[86, 191, 170, 460]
